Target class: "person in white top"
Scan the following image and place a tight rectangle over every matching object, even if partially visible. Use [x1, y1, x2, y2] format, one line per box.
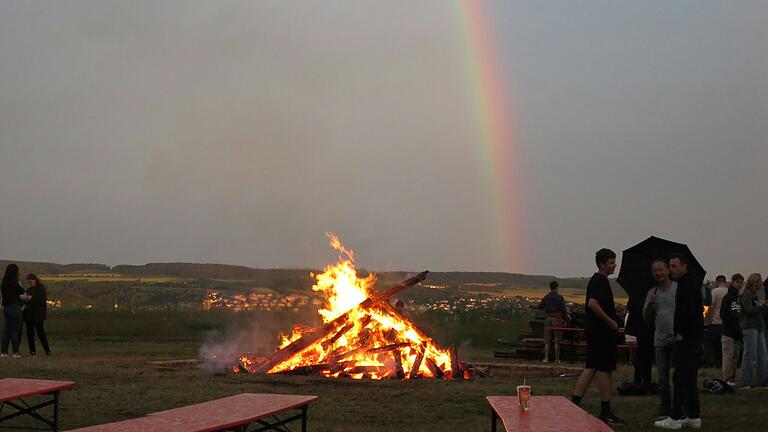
[705, 275, 728, 367]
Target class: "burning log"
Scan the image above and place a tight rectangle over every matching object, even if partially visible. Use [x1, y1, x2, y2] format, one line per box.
[450, 345, 463, 380]
[425, 357, 444, 379]
[334, 344, 372, 362]
[322, 320, 354, 349]
[367, 342, 411, 354]
[251, 271, 428, 374]
[346, 365, 389, 375]
[393, 350, 405, 379]
[409, 342, 427, 379]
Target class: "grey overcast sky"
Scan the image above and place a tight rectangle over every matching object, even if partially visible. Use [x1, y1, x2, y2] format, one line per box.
[1, 1, 766, 277]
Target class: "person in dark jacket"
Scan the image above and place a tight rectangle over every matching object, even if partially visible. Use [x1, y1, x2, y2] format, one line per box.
[538, 280, 566, 363]
[23, 274, 50, 356]
[720, 274, 743, 385]
[1, 264, 26, 357]
[655, 253, 703, 430]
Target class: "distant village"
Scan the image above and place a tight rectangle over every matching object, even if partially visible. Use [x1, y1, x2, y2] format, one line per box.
[198, 290, 541, 316]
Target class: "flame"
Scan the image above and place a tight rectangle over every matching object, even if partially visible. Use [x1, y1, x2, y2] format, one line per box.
[238, 234, 454, 379]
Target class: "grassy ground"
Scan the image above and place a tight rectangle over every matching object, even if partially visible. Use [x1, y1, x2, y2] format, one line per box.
[0, 312, 764, 431]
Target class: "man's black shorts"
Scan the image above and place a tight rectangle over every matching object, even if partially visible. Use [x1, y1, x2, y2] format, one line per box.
[585, 336, 617, 372]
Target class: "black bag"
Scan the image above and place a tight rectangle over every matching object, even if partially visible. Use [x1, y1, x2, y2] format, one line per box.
[702, 378, 734, 394]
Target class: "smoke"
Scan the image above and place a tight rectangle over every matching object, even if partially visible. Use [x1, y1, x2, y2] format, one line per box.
[198, 310, 319, 373]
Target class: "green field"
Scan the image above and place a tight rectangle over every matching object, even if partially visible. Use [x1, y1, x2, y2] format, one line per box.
[0, 311, 761, 431]
[41, 273, 186, 283]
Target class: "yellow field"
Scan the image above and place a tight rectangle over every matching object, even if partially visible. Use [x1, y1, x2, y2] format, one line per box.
[464, 286, 627, 304]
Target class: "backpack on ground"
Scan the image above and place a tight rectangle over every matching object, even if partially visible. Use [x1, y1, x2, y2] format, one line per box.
[702, 378, 734, 394]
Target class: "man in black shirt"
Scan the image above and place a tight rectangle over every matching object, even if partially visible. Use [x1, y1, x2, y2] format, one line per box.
[654, 253, 703, 429]
[570, 249, 624, 426]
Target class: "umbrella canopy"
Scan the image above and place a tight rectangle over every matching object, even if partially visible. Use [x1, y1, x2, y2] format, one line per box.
[618, 236, 707, 337]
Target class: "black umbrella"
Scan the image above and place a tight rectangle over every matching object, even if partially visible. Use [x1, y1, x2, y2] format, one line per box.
[618, 236, 707, 336]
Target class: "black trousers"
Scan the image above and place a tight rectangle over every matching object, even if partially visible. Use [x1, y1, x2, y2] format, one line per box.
[25, 320, 50, 354]
[671, 340, 701, 420]
[634, 335, 654, 386]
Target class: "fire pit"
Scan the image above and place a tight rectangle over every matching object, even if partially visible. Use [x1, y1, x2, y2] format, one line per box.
[233, 235, 462, 380]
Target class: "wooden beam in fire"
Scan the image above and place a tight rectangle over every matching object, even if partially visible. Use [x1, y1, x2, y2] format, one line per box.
[393, 350, 405, 379]
[408, 341, 427, 379]
[425, 357, 444, 379]
[450, 345, 463, 380]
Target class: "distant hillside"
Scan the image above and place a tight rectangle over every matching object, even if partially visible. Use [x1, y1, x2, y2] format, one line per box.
[0, 260, 110, 276]
[0, 259, 627, 298]
[113, 263, 312, 280]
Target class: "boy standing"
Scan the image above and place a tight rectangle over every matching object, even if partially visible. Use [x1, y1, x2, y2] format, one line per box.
[570, 249, 624, 426]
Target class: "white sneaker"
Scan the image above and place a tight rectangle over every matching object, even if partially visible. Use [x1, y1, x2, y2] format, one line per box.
[726, 381, 738, 387]
[12, 353, 21, 358]
[0, 353, 8, 358]
[681, 418, 701, 429]
[541, 359, 549, 363]
[654, 417, 682, 429]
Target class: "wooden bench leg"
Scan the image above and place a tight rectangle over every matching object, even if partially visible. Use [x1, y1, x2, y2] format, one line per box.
[302, 405, 308, 432]
[53, 391, 60, 432]
[491, 408, 498, 432]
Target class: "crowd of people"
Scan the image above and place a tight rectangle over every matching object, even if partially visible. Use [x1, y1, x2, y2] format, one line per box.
[1, 263, 51, 357]
[546, 248, 767, 429]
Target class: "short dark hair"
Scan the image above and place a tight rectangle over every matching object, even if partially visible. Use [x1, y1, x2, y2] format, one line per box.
[595, 248, 616, 266]
[549, 281, 559, 290]
[715, 275, 726, 283]
[731, 273, 744, 282]
[651, 258, 668, 267]
[668, 253, 688, 266]
[26, 273, 39, 282]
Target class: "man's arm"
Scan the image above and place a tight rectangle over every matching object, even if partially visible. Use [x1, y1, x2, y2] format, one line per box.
[588, 298, 618, 330]
[642, 291, 655, 323]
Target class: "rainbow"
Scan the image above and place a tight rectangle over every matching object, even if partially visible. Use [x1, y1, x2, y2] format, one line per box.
[455, 0, 527, 272]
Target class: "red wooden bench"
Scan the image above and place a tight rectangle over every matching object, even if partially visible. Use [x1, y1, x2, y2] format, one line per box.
[487, 395, 613, 432]
[0, 378, 76, 431]
[67, 393, 318, 432]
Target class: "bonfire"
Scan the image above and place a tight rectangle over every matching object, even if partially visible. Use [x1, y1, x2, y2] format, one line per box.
[234, 234, 461, 380]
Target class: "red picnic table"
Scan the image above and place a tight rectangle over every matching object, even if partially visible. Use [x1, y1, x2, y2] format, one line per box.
[67, 393, 319, 432]
[0, 378, 76, 431]
[487, 396, 613, 432]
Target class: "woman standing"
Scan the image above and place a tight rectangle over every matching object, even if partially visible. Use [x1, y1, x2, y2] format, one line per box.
[1, 264, 25, 357]
[23, 274, 50, 356]
[739, 273, 768, 388]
